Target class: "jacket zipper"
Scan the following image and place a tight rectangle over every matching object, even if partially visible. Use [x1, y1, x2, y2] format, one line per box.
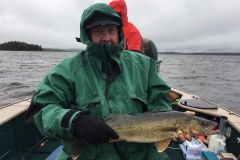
[104, 45, 111, 101]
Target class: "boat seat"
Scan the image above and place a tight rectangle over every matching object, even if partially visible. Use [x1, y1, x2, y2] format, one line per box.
[143, 38, 158, 61]
[143, 38, 162, 72]
[45, 145, 63, 160]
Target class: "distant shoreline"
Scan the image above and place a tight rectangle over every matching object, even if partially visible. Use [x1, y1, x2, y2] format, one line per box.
[42, 50, 240, 55]
[42, 48, 83, 52]
[1, 49, 239, 55]
[44, 50, 240, 55]
[158, 52, 240, 55]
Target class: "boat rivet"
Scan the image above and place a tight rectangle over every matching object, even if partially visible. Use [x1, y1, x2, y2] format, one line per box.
[229, 111, 234, 115]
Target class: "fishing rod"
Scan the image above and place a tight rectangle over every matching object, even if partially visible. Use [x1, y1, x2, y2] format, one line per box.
[21, 137, 47, 160]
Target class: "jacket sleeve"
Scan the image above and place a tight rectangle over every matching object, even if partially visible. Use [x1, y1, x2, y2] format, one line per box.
[25, 62, 80, 139]
[147, 59, 172, 111]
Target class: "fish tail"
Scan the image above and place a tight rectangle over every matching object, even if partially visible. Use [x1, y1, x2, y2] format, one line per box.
[63, 138, 87, 159]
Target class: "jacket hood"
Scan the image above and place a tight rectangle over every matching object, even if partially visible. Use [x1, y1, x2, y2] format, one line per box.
[109, 0, 128, 25]
[80, 3, 124, 45]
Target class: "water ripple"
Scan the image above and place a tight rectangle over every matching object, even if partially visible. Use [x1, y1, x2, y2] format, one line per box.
[1, 51, 240, 115]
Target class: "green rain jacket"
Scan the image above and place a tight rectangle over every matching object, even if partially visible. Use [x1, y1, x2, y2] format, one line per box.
[25, 3, 172, 160]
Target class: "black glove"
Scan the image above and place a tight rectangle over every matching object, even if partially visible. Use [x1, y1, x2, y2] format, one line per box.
[72, 114, 119, 144]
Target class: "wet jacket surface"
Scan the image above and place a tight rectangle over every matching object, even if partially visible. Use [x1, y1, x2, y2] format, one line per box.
[109, 0, 145, 54]
[25, 3, 172, 160]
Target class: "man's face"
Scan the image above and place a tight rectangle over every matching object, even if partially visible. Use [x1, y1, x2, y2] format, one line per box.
[88, 24, 119, 46]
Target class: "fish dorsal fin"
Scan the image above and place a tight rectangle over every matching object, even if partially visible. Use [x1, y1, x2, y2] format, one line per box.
[155, 139, 172, 152]
[105, 113, 130, 122]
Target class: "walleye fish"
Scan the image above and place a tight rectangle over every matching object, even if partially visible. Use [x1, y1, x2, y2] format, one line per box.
[63, 110, 219, 159]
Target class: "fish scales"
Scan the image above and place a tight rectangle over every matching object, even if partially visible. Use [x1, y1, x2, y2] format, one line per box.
[106, 111, 184, 143]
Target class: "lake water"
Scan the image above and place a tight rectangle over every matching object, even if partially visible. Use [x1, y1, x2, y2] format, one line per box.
[0, 51, 240, 115]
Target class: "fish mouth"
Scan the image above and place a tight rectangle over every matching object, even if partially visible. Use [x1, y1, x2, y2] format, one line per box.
[209, 130, 220, 135]
[204, 127, 219, 135]
[203, 122, 219, 135]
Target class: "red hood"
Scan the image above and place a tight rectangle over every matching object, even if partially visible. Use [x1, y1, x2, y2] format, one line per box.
[109, 0, 128, 25]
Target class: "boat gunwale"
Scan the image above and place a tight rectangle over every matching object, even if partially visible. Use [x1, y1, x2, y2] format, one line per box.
[171, 87, 240, 133]
[0, 97, 31, 125]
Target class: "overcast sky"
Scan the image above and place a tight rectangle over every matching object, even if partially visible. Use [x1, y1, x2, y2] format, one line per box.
[1, 0, 240, 52]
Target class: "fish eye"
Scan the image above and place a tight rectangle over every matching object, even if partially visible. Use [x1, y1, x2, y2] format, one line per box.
[202, 121, 208, 126]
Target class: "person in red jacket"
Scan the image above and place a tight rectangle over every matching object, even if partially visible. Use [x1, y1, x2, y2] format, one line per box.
[109, 0, 145, 54]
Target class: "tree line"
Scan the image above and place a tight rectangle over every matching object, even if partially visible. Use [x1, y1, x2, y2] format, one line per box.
[0, 41, 42, 51]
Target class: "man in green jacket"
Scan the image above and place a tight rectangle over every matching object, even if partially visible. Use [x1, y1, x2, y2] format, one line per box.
[25, 3, 191, 160]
